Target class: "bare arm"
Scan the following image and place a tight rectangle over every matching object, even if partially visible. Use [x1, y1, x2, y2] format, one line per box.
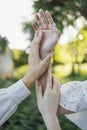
[42, 113, 61, 130]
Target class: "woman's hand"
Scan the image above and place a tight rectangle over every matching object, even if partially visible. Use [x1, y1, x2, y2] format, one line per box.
[32, 9, 59, 59]
[23, 30, 53, 88]
[36, 68, 60, 115]
[36, 68, 61, 130]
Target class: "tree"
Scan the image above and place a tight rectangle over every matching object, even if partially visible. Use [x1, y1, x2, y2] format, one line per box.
[12, 49, 28, 67]
[0, 35, 9, 53]
[22, 0, 87, 75]
[53, 25, 87, 75]
[22, 0, 87, 40]
[22, 22, 34, 41]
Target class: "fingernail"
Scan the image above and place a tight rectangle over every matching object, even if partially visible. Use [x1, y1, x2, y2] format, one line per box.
[39, 9, 43, 12]
[45, 10, 48, 12]
[37, 13, 40, 17]
[35, 30, 38, 33]
[45, 10, 49, 14]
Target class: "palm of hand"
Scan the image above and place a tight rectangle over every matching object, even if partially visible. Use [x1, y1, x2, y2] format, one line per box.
[32, 9, 59, 59]
[40, 28, 58, 59]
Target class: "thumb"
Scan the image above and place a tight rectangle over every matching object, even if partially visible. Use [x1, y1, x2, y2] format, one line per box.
[32, 30, 43, 57]
[33, 30, 43, 48]
[40, 52, 53, 69]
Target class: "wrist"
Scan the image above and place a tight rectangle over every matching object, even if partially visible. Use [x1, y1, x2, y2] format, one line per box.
[42, 113, 61, 130]
[42, 112, 56, 120]
[23, 73, 34, 89]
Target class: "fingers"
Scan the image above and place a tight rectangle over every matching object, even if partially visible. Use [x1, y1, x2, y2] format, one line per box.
[34, 9, 55, 30]
[32, 23, 38, 31]
[30, 30, 43, 59]
[36, 80, 43, 100]
[45, 10, 54, 24]
[39, 9, 48, 25]
[40, 52, 53, 70]
[32, 30, 43, 53]
[35, 13, 47, 30]
[39, 9, 49, 29]
[35, 9, 49, 30]
[35, 14, 42, 27]
[46, 68, 52, 91]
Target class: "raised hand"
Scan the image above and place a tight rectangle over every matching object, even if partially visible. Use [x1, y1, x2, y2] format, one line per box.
[32, 9, 59, 59]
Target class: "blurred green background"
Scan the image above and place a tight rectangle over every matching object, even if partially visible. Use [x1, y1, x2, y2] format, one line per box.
[0, 0, 87, 130]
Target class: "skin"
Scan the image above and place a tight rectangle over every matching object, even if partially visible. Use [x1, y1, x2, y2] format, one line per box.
[32, 9, 73, 115]
[23, 30, 53, 89]
[32, 9, 58, 93]
[36, 68, 61, 130]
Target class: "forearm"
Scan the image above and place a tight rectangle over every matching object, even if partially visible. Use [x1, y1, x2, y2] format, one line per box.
[23, 73, 34, 89]
[57, 105, 73, 115]
[42, 113, 61, 130]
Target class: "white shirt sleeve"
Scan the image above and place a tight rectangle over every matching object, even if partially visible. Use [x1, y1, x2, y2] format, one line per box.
[59, 80, 87, 130]
[59, 81, 84, 112]
[0, 79, 31, 126]
[65, 111, 87, 130]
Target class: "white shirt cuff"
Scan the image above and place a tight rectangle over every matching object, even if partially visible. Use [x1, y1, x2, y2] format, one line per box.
[7, 79, 31, 105]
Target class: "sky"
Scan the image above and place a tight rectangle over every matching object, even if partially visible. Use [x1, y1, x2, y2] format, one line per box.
[0, 0, 87, 50]
[0, 0, 34, 50]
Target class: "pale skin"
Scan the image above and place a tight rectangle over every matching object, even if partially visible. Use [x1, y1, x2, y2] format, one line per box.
[32, 9, 73, 115]
[23, 30, 53, 89]
[32, 9, 58, 93]
[36, 68, 61, 130]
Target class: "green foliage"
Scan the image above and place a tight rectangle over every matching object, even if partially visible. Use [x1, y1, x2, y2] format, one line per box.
[53, 63, 87, 81]
[12, 49, 28, 67]
[22, 0, 87, 75]
[53, 26, 87, 75]
[53, 44, 72, 64]
[0, 35, 9, 53]
[54, 26, 87, 64]
[22, 0, 87, 41]
[13, 65, 28, 79]
[33, 0, 87, 24]
[1, 64, 87, 130]
[22, 22, 34, 41]
[0, 78, 13, 88]
[59, 115, 81, 130]
[22, 0, 87, 76]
